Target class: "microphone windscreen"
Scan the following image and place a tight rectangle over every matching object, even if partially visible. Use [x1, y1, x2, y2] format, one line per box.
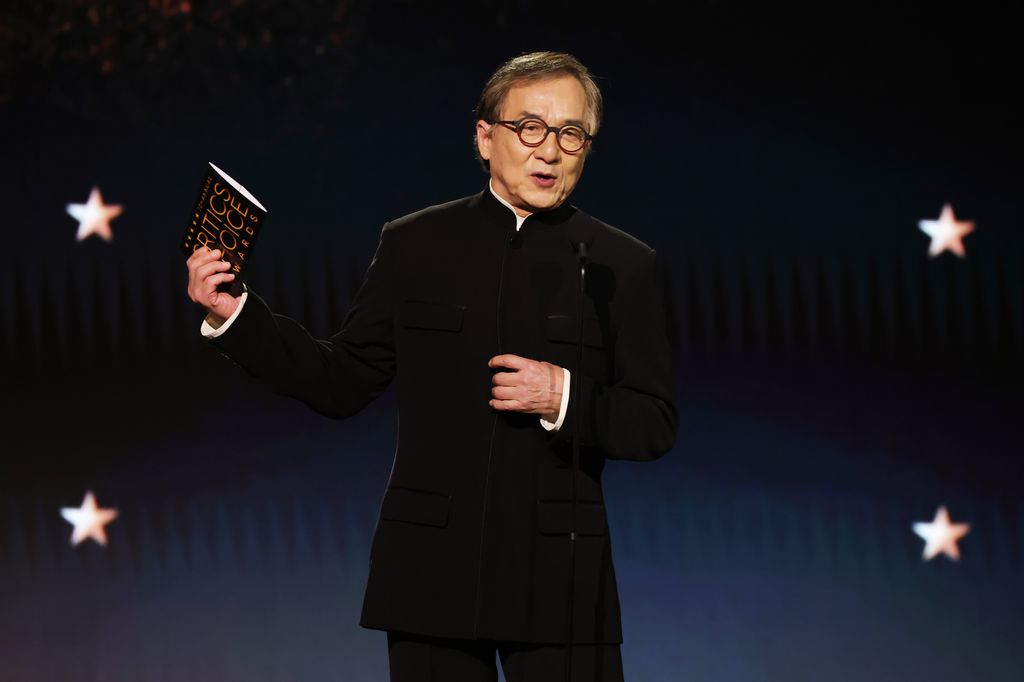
[566, 214, 594, 254]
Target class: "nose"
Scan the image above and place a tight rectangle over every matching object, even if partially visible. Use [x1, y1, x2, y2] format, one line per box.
[533, 130, 561, 163]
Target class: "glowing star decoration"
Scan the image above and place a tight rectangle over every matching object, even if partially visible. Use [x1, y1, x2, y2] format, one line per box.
[60, 491, 119, 547]
[67, 187, 123, 242]
[913, 505, 970, 561]
[918, 203, 975, 258]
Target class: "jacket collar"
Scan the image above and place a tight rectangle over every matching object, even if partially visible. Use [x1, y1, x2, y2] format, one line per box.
[472, 183, 578, 232]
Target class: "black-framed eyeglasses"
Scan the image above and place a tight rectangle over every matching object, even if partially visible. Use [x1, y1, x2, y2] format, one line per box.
[491, 117, 594, 153]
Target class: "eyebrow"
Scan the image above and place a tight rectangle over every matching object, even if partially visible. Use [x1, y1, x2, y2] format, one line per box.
[515, 111, 588, 128]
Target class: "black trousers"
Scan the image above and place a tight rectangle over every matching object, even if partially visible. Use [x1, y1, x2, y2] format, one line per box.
[387, 631, 625, 682]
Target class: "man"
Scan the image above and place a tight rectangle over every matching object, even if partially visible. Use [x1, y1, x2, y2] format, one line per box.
[186, 51, 677, 682]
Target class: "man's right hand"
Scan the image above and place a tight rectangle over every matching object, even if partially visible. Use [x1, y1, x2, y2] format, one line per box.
[186, 248, 240, 326]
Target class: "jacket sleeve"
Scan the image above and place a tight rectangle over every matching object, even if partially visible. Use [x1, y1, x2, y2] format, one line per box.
[547, 248, 678, 461]
[205, 224, 396, 419]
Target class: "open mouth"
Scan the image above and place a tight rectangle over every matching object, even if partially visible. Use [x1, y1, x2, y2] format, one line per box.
[531, 172, 556, 186]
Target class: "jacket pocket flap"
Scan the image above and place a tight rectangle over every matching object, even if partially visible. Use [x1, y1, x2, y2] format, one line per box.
[537, 499, 607, 536]
[381, 487, 451, 528]
[399, 300, 466, 332]
[545, 315, 605, 348]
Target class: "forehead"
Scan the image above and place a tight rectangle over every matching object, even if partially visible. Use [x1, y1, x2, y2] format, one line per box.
[499, 76, 589, 124]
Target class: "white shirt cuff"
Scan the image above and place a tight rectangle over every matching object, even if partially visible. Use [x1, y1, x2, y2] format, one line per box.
[200, 290, 248, 338]
[539, 368, 571, 432]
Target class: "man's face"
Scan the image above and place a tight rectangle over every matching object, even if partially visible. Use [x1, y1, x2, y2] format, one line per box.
[476, 76, 592, 217]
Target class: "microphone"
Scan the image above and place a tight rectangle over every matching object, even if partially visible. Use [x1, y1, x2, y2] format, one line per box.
[564, 230, 589, 682]
[567, 218, 592, 261]
[574, 240, 588, 265]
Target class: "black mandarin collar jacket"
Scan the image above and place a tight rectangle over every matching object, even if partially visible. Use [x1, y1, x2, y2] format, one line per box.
[208, 185, 678, 644]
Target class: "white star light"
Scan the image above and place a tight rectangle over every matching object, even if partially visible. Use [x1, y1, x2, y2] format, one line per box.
[913, 505, 970, 561]
[67, 187, 123, 242]
[918, 203, 974, 258]
[60, 491, 119, 547]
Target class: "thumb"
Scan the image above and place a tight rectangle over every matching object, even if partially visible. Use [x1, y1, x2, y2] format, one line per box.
[210, 291, 240, 320]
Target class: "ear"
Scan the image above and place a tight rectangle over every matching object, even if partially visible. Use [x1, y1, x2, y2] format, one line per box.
[475, 120, 492, 161]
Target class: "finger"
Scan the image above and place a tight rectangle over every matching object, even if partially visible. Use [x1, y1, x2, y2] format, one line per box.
[203, 272, 236, 297]
[194, 258, 232, 282]
[491, 385, 518, 400]
[187, 254, 224, 282]
[187, 247, 213, 264]
[489, 398, 524, 411]
[189, 248, 226, 268]
[190, 263, 229, 300]
[188, 248, 223, 268]
[491, 371, 520, 386]
[488, 354, 527, 370]
[186, 248, 206, 266]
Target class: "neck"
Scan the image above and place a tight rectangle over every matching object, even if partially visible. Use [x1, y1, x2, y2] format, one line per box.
[488, 180, 531, 218]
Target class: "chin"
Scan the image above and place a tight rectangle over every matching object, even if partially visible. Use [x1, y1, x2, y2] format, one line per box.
[527, 192, 562, 211]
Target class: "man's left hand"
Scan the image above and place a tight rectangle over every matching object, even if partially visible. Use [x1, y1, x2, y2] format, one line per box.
[488, 354, 563, 421]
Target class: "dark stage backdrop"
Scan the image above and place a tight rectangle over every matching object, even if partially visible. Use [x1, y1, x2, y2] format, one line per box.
[2, 2, 1022, 680]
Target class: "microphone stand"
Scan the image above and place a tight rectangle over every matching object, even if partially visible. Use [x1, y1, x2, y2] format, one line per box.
[564, 240, 587, 682]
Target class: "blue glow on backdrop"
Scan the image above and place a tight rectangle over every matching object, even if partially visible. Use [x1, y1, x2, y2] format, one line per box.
[2, 1, 1022, 680]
